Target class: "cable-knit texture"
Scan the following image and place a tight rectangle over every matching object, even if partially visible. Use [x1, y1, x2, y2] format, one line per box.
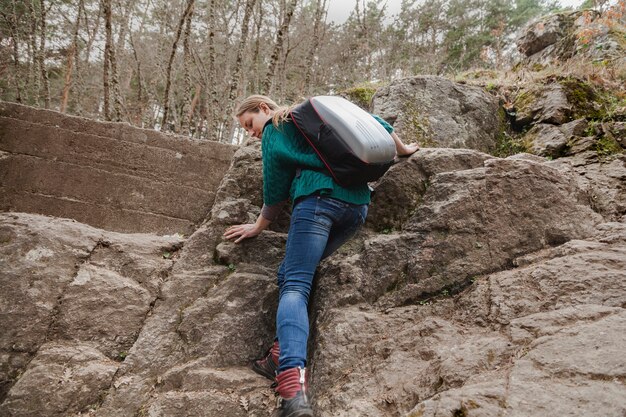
[261, 121, 373, 208]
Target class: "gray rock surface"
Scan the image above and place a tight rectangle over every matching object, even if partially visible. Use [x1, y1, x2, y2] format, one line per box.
[512, 83, 572, 127]
[371, 76, 502, 152]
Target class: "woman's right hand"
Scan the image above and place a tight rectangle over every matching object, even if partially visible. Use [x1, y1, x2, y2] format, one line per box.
[223, 223, 262, 243]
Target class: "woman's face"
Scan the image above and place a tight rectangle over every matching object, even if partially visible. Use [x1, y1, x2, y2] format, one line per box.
[238, 104, 272, 139]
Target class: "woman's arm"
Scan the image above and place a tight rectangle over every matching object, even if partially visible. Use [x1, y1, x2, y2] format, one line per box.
[223, 200, 287, 243]
[391, 131, 419, 157]
[370, 114, 419, 157]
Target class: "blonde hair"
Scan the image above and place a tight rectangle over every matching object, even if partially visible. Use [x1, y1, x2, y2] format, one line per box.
[235, 94, 295, 128]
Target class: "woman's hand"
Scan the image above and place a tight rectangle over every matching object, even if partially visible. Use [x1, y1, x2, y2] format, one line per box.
[223, 223, 262, 243]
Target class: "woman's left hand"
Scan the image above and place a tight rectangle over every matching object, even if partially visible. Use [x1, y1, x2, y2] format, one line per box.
[223, 223, 262, 243]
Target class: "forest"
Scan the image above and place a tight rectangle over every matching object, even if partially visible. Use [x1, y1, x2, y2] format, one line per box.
[0, 0, 605, 143]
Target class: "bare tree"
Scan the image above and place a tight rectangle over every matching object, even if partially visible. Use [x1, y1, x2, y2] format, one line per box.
[227, 0, 257, 104]
[180, 1, 195, 134]
[102, 0, 112, 119]
[37, 0, 50, 108]
[128, 31, 145, 123]
[161, 0, 195, 131]
[205, 0, 220, 141]
[224, 0, 257, 143]
[251, 0, 264, 93]
[26, 0, 40, 105]
[61, 0, 84, 113]
[0, 0, 24, 102]
[262, 0, 298, 95]
[303, 0, 327, 94]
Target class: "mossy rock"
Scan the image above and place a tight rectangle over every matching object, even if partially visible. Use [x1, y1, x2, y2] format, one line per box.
[400, 100, 436, 148]
[493, 107, 528, 157]
[340, 84, 381, 111]
[596, 135, 624, 158]
[512, 89, 539, 126]
[558, 77, 607, 120]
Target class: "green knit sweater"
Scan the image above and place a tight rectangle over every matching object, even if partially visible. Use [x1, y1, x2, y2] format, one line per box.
[261, 115, 394, 208]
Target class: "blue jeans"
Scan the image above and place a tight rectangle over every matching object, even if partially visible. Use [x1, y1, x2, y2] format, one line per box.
[276, 195, 368, 372]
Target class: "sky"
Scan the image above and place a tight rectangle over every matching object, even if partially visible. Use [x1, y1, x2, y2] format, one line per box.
[326, 0, 587, 23]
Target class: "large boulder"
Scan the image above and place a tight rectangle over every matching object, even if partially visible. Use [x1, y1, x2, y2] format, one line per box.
[0, 213, 182, 412]
[0, 342, 118, 417]
[313, 222, 626, 416]
[371, 76, 502, 153]
[313, 153, 602, 312]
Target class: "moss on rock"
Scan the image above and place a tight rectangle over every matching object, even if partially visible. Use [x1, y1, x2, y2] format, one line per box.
[401, 100, 436, 148]
[341, 84, 381, 110]
[559, 77, 606, 119]
[512, 89, 539, 125]
[493, 107, 528, 157]
[596, 135, 623, 157]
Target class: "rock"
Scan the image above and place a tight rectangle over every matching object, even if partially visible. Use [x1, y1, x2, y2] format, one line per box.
[176, 271, 278, 365]
[522, 119, 593, 159]
[314, 156, 602, 313]
[550, 154, 626, 221]
[0, 342, 118, 417]
[516, 10, 625, 66]
[90, 140, 288, 416]
[614, 122, 626, 147]
[559, 117, 588, 138]
[315, 222, 626, 416]
[412, 308, 626, 417]
[0, 213, 182, 410]
[523, 123, 569, 157]
[513, 83, 571, 127]
[512, 77, 613, 130]
[368, 148, 493, 232]
[517, 12, 578, 62]
[566, 136, 597, 155]
[518, 13, 571, 57]
[371, 76, 502, 152]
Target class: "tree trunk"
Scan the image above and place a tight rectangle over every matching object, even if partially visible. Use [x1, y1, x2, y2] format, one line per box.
[227, 0, 257, 104]
[262, 0, 298, 95]
[252, 0, 263, 92]
[38, 0, 50, 108]
[28, 0, 40, 105]
[129, 31, 145, 125]
[116, 0, 133, 52]
[103, 0, 112, 120]
[110, 62, 123, 121]
[225, 0, 257, 143]
[7, 0, 23, 102]
[303, 0, 327, 94]
[180, 3, 195, 135]
[61, 0, 83, 113]
[60, 44, 75, 112]
[161, 0, 195, 131]
[83, 0, 102, 65]
[188, 83, 202, 135]
[206, 0, 219, 141]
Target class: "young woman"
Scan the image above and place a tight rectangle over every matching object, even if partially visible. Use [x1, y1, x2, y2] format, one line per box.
[224, 95, 418, 416]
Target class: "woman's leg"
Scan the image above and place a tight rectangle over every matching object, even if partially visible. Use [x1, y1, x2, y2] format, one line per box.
[277, 196, 332, 371]
[321, 202, 368, 260]
[277, 196, 368, 371]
